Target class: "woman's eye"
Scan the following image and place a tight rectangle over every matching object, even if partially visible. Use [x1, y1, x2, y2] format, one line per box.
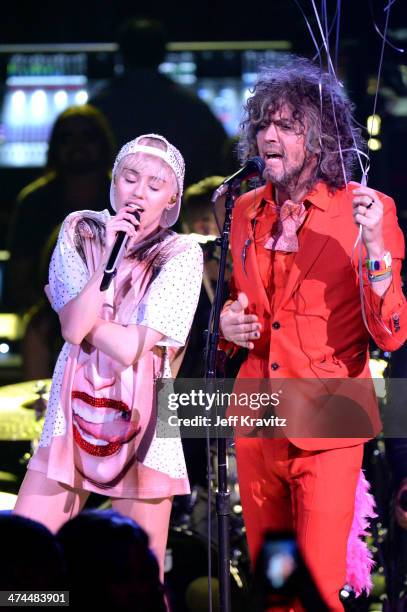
[149, 186, 159, 192]
[125, 177, 136, 184]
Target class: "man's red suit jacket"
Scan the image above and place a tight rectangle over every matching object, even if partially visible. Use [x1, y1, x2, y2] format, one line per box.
[227, 181, 407, 451]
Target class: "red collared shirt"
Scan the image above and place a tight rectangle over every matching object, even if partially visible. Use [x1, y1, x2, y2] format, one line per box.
[253, 184, 309, 316]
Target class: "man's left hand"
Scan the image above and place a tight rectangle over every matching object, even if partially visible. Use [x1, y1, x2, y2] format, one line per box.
[352, 186, 385, 258]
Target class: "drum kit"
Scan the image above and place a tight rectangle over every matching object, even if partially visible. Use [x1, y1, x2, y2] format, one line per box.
[0, 379, 50, 508]
[0, 378, 49, 442]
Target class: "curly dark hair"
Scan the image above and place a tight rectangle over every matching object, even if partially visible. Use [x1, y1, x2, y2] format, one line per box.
[239, 55, 366, 191]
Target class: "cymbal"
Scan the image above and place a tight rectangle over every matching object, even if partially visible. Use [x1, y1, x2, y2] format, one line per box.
[0, 379, 51, 441]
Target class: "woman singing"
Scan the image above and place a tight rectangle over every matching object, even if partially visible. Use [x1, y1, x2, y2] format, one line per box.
[13, 134, 203, 579]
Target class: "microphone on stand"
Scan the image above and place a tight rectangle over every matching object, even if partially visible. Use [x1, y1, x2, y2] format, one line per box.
[100, 208, 141, 291]
[211, 156, 265, 202]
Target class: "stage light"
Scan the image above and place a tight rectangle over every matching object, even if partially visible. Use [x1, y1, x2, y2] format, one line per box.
[31, 90, 47, 118]
[369, 357, 387, 399]
[54, 90, 68, 109]
[0, 314, 23, 340]
[11, 90, 25, 112]
[0, 492, 17, 511]
[367, 114, 381, 136]
[0, 343, 10, 354]
[75, 90, 88, 105]
[187, 233, 218, 244]
[367, 138, 382, 151]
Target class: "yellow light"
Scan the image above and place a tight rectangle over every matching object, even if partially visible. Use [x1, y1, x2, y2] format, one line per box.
[0, 492, 17, 511]
[75, 90, 88, 105]
[369, 358, 388, 399]
[367, 78, 378, 95]
[0, 314, 24, 340]
[368, 138, 382, 151]
[369, 358, 387, 378]
[186, 233, 218, 244]
[367, 114, 381, 136]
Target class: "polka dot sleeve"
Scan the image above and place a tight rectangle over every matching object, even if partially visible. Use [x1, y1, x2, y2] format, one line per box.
[47, 216, 90, 313]
[130, 236, 203, 347]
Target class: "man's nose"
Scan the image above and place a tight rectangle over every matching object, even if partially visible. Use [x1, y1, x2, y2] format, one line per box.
[264, 122, 278, 141]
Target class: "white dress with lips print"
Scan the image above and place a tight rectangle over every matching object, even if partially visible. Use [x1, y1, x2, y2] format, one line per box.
[28, 209, 203, 498]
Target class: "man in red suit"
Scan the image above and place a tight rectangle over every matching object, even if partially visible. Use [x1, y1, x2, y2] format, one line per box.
[219, 57, 407, 610]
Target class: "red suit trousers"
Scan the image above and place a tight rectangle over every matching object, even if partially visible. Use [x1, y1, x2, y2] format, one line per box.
[235, 438, 363, 611]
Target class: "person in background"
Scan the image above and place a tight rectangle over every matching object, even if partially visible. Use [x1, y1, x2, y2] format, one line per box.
[0, 514, 66, 591]
[90, 17, 229, 187]
[21, 226, 62, 380]
[7, 104, 115, 312]
[57, 509, 166, 611]
[178, 176, 226, 379]
[176, 176, 244, 499]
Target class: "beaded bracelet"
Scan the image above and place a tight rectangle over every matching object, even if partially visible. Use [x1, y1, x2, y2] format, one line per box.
[368, 270, 392, 282]
[366, 251, 392, 272]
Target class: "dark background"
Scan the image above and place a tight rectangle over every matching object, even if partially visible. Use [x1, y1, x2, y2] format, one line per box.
[1, 0, 406, 237]
[0, 0, 405, 50]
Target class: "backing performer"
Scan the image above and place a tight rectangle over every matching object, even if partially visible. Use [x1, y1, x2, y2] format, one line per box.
[13, 134, 203, 580]
[219, 57, 407, 610]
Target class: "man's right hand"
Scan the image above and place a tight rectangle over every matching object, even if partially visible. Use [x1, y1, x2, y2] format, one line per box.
[220, 292, 261, 349]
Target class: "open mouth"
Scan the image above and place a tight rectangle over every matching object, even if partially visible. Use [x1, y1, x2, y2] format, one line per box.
[127, 202, 145, 212]
[265, 152, 284, 161]
[71, 391, 141, 457]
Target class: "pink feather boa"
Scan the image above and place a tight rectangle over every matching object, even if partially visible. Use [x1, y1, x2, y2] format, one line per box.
[346, 470, 377, 596]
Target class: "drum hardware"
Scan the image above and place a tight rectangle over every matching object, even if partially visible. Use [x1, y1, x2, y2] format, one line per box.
[22, 380, 48, 420]
[165, 521, 250, 612]
[0, 379, 51, 495]
[167, 437, 250, 611]
[0, 379, 50, 441]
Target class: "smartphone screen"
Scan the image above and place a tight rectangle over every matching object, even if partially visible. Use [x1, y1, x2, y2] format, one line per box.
[264, 538, 298, 591]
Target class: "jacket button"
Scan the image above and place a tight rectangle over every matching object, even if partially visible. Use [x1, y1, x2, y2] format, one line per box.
[272, 321, 280, 330]
[271, 362, 279, 371]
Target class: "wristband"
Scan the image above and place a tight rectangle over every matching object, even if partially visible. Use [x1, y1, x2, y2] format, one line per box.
[366, 251, 392, 272]
[368, 270, 392, 283]
[368, 267, 392, 278]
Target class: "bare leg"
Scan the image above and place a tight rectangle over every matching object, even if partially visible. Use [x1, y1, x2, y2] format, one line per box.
[112, 496, 173, 582]
[13, 469, 89, 533]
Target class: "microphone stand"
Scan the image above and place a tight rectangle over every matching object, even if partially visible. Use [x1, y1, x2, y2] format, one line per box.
[205, 183, 238, 612]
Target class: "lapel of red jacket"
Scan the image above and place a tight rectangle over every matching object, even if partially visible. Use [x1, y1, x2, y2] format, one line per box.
[239, 186, 271, 316]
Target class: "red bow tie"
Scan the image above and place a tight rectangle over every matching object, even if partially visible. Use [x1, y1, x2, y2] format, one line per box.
[264, 200, 306, 252]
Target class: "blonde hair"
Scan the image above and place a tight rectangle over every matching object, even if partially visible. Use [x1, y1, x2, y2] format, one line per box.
[115, 136, 178, 193]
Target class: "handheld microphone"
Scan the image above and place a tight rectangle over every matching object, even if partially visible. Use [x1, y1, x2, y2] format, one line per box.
[211, 156, 266, 202]
[100, 208, 141, 291]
